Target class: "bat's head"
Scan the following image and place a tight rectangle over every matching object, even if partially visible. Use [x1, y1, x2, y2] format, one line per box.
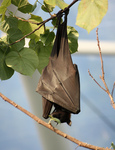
[50, 106, 72, 126]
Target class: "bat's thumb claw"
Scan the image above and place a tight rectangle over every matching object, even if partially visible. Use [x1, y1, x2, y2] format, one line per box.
[68, 121, 72, 126]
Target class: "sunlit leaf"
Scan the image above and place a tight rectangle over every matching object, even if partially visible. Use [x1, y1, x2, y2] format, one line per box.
[41, 1, 54, 12]
[76, 0, 108, 33]
[5, 48, 39, 76]
[44, 0, 68, 9]
[1, 0, 11, 7]
[0, 0, 11, 20]
[0, 6, 7, 18]
[18, 14, 44, 41]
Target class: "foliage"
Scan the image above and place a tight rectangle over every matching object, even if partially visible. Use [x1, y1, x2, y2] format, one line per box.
[76, 0, 108, 33]
[111, 142, 115, 150]
[0, 0, 108, 80]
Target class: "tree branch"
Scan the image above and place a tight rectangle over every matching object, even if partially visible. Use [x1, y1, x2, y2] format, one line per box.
[88, 28, 115, 109]
[88, 69, 106, 92]
[0, 92, 111, 150]
[9, 0, 79, 46]
[112, 82, 115, 97]
[9, 22, 44, 46]
[14, 16, 39, 25]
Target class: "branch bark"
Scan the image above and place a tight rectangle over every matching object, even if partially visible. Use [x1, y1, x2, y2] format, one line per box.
[88, 28, 115, 109]
[0, 92, 111, 150]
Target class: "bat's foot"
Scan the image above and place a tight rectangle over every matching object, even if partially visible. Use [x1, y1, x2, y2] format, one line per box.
[48, 119, 52, 125]
[48, 115, 61, 125]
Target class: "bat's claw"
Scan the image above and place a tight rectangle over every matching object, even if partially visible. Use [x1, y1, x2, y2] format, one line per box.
[49, 115, 61, 125]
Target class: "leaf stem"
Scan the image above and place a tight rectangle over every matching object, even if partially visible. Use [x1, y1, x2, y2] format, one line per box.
[37, 0, 52, 16]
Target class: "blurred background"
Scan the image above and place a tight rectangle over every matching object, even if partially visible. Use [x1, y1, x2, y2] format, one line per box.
[0, 0, 115, 150]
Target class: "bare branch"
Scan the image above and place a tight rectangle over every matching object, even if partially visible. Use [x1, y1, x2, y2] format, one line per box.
[0, 92, 111, 150]
[112, 82, 115, 97]
[88, 28, 115, 109]
[96, 28, 109, 91]
[14, 16, 39, 24]
[96, 28, 105, 80]
[88, 69, 106, 92]
[9, 23, 44, 46]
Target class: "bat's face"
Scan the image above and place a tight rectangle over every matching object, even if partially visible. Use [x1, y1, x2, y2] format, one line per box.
[50, 107, 72, 126]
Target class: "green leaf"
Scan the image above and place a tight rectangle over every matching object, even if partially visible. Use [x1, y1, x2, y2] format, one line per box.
[0, 6, 7, 17]
[56, 0, 68, 9]
[5, 48, 39, 76]
[111, 142, 115, 149]
[44, 0, 55, 7]
[76, 0, 108, 33]
[7, 28, 25, 51]
[51, 17, 57, 26]
[0, 36, 7, 44]
[0, 0, 11, 20]
[0, 16, 18, 33]
[67, 26, 79, 53]
[41, 1, 54, 13]
[40, 29, 55, 46]
[11, 0, 33, 13]
[0, 0, 11, 7]
[44, 0, 68, 9]
[34, 41, 52, 73]
[30, 0, 37, 13]
[51, 17, 63, 27]
[29, 26, 78, 74]
[29, 39, 36, 50]
[18, 14, 44, 41]
[0, 41, 8, 52]
[0, 49, 14, 80]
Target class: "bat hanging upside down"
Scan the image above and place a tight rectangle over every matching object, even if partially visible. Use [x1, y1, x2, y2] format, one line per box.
[36, 9, 80, 126]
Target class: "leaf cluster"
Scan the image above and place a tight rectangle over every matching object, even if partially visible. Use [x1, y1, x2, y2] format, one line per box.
[0, 0, 79, 80]
[0, 0, 108, 80]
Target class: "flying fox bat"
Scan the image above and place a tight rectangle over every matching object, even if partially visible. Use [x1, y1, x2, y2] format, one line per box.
[36, 10, 80, 126]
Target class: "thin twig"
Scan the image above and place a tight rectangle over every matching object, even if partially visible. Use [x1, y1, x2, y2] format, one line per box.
[9, 22, 44, 46]
[88, 28, 115, 109]
[111, 82, 115, 97]
[88, 69, 106, 92]
[9, 0, 79, 46]
[14, 16, 39, 25]
[37, 0, 52, 16]
[96, 28, 109, 91]
[0, 92, 111, 150]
